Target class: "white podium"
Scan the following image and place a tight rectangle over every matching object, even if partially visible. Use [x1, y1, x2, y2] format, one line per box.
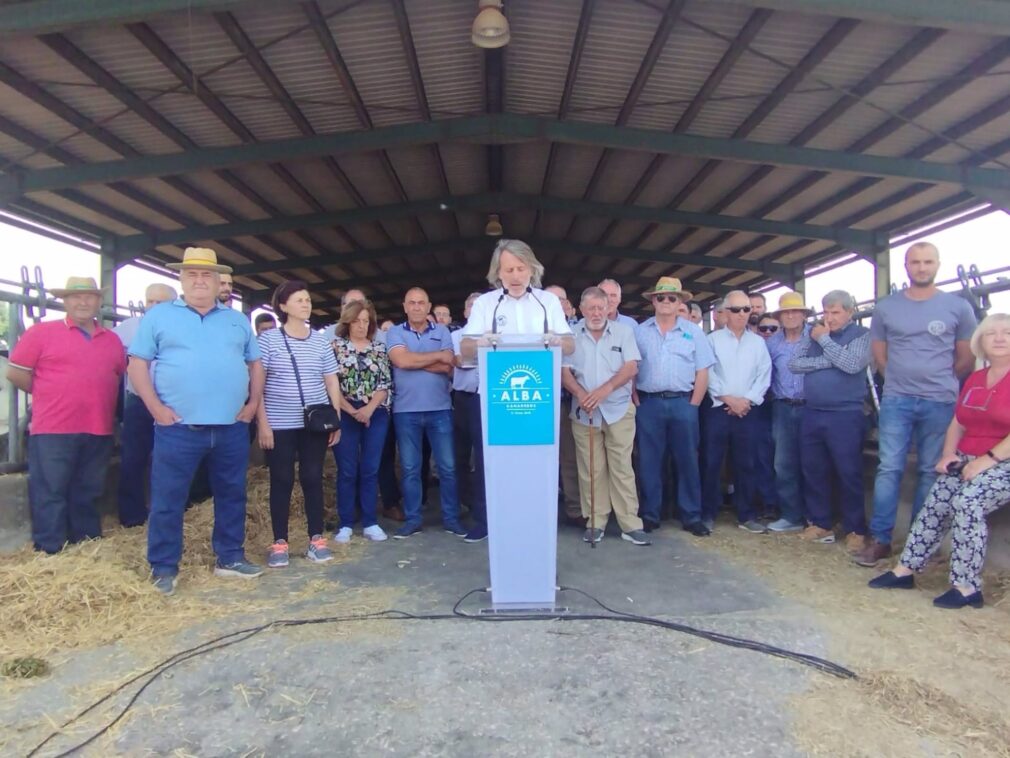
[478, 336, 562, 610]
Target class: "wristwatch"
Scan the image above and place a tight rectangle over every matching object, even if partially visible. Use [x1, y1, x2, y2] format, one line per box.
[985, 449, 1004, 463]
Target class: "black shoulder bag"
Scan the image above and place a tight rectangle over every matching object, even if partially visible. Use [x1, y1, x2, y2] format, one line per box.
[280, 329, 341, 434]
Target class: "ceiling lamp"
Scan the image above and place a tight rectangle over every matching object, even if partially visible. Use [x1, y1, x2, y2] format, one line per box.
[472, 0, 510, 49]
[485, 213, 503, 236]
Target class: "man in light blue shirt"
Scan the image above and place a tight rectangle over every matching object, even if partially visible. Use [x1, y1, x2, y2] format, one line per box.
[562, 287, 647, 546]
[452, 292, 486, 541]
[386, 287, 464, 539]
[127, 248, 264, 594]
[702, 290, 771, 534]
[634, 277, 714, 536]
[764, 291, 812, 534]
[599, 278, 638, 330]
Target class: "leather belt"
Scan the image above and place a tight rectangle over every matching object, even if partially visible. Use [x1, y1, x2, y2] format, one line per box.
[639, 390, 691, 399]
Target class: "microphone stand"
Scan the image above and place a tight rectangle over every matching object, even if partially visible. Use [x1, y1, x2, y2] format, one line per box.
[526, 286, 551, 349]
[489, 288, 506, 350]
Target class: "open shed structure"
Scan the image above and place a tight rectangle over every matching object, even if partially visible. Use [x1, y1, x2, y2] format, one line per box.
[1, 0, 1009, 319]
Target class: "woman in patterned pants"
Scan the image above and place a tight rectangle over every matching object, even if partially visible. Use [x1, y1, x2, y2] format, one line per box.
[869, 313, 1010, 609]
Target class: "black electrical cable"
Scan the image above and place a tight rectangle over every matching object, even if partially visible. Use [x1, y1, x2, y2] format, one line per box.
[26, 587, 856, 757]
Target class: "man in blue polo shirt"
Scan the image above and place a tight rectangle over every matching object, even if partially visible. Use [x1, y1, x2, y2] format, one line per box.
[128, 248, 264, 595]
[634, 277, 714, 536]
[386, 287, 464, 539]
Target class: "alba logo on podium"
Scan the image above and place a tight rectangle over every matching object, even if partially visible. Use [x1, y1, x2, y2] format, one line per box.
[486, 350, 555, 446]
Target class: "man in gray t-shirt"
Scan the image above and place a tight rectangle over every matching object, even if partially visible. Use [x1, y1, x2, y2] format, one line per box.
[855, 242, 977, 567]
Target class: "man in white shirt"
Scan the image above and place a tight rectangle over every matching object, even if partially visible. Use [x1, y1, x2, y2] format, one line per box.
[452, 292, 488, 542]
[701, 290, 772, 534]
[461, 239, 573, 359]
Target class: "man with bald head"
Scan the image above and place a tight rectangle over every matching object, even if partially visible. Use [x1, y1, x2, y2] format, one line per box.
[114, 282, 178, 526]
[598, 278, 638, 329]
[386, 287, 465, 539]
[856, 241, 978, 567]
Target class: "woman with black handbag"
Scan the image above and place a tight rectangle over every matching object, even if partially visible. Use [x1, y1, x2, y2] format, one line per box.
[256, 280, 342, 568]
[332, 299, 393, 543]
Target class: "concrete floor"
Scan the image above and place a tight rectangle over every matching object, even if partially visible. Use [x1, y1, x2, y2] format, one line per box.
[3, 512, 829, 757]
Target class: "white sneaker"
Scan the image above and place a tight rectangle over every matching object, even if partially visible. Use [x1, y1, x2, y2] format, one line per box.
[362, 524, 388, 542]
[334, 527, 352, 544]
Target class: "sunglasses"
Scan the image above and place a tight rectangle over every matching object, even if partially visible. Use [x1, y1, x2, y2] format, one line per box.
[757, 325, 779, 333]
[653, 294, 680, 303]
[727, 306, 752, 314]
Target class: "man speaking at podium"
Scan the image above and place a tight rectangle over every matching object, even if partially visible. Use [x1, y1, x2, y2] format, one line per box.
[458, 239, 574, 544]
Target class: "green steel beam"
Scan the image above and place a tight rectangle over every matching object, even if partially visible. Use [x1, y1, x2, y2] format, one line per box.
[0, 0, 293, 36]
[729, 0, 1010, 36]
[108, 193, 879, 259]
[228, 234, 793, 280]
[5, 114, 1010, 200]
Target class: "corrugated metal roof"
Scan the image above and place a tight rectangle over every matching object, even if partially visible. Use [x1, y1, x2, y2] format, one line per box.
[2, 0, 1009, 315]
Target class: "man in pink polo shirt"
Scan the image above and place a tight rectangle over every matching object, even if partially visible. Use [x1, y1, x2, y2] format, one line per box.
[7, 277, 126, 553]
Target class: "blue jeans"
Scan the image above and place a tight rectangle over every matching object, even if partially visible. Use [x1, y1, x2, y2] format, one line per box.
[801, 408, 866, 534]
[701, 405, 759, 523]
[771, 401, 804, 524]
[636, 394, 703, 526]
[117, 393, 154, 526]
[336, 406, 390, 529]
[28, 433, 112, 553]
[870, 395, 955, 545]
[754, 400, 777, 511]
[148, 422, 250, 577]
[393, 410, 461, 529]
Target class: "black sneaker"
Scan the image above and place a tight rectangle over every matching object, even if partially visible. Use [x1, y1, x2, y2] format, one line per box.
[214, 560, 264, 579]
[683, 521, 711, 537]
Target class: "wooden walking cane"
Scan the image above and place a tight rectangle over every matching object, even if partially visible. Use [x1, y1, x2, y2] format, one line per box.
[588, 412, 596, 549]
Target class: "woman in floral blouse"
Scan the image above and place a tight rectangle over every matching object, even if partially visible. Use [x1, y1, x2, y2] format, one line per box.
[332, 299, 392, 542]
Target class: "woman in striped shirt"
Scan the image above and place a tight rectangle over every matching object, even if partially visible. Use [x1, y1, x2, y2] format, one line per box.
[332, 299, 392, 542]
[256, 280, 342, 568]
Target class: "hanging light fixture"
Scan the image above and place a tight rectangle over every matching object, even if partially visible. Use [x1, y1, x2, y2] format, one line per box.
[471, 0, 510, 49]
[485, 213, 504, 236]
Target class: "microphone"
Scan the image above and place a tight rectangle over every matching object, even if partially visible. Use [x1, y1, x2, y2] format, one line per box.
[490, 288, 507, 335]
[526, 286, 549, 334]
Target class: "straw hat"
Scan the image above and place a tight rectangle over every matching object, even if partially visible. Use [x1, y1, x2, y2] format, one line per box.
[642, 276, 692, 302]
[50, 276, 102, 298]
[166, 247, 233, 274]
[773, 290, 813, 317]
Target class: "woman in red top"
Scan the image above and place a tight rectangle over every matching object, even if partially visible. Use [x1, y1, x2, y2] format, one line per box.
[869, 313, 1010, 609]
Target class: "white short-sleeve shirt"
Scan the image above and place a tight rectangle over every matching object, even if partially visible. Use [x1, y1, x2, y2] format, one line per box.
[463, 288, 572, 337]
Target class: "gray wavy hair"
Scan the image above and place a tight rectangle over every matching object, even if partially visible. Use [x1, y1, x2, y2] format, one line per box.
[486, 238, 545, 289]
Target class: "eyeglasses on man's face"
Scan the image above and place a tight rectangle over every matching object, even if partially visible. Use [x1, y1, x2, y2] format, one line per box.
[653, 294, 679, 303]
[757, 324, 779, 333]
[727, 306, 752, 314]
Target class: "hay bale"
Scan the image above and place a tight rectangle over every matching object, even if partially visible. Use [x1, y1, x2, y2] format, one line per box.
[697, 518, 1010, 757]
[0, 465, 359, 662]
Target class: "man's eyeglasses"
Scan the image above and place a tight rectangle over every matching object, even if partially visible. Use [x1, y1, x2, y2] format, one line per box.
[727, 306, 752, 314]
[653, 294, 679, 303]
[757, 325, 779, 333]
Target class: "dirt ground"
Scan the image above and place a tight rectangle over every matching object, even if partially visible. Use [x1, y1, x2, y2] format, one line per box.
[698, 522, 1010, 758]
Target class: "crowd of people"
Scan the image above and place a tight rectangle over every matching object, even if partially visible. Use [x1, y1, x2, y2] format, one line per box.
[7, 239, 1009, 608]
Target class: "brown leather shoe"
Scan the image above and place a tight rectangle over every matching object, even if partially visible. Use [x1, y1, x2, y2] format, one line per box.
[854, 538, 891, 567]
[382, 505, 406, 522]
[845, 532, 868, 555]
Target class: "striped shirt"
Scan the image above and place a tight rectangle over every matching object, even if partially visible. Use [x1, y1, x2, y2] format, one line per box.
[258, 327, 338, 430]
